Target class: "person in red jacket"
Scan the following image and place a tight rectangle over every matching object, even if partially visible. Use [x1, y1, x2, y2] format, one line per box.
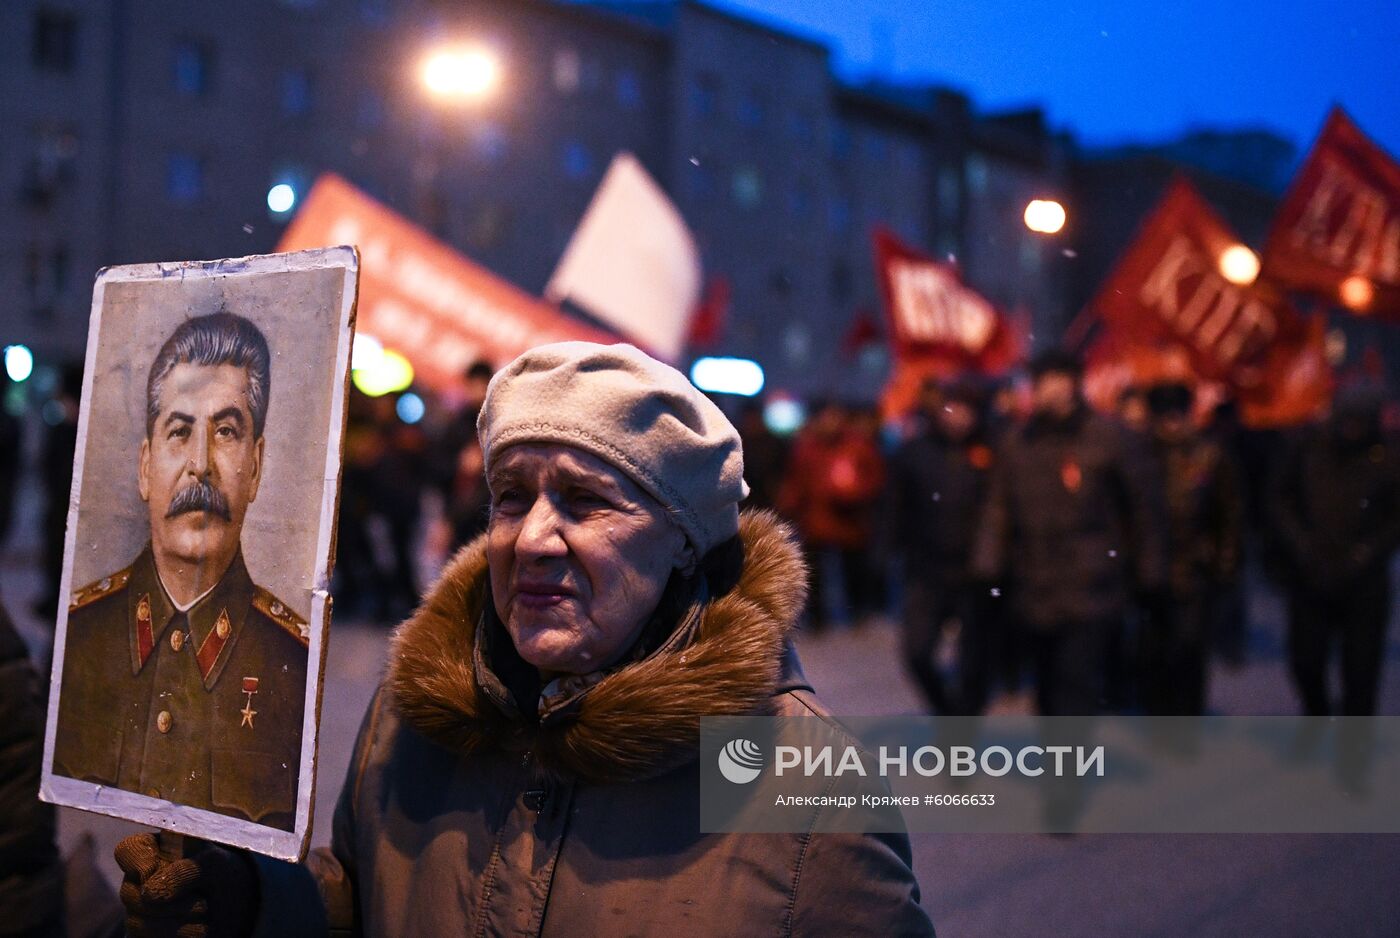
[779, 402, 886, 630]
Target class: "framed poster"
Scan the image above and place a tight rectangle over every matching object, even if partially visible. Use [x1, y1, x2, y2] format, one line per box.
[40, 247, 358, 861]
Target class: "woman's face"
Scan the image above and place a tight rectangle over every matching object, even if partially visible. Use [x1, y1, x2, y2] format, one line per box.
[486, 443, 688, 675]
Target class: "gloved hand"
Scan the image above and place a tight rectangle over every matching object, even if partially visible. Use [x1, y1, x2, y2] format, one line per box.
[114, 833, 257, 938]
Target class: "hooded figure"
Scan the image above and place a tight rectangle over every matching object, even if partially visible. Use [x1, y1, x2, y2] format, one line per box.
[114, 342, 934, 937]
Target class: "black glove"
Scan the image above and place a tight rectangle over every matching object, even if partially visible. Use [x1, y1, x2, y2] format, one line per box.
[115, 833, 257, 938]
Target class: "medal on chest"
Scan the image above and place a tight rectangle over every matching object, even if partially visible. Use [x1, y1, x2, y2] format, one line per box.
[240, 676, 259, 729]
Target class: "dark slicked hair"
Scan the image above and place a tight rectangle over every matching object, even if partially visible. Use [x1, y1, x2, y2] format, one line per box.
[146, 312, 271, 439]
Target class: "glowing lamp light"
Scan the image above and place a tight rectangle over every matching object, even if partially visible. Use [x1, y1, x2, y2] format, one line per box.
[1218, 244, 1260, 285]
[1340, 275, 1375, 312]
[1023, 199, 1066, 235]
[352, 335, 415, 397]
[763, 397, 804, 436]
[690, 357, 765, 397]
[421, 47, 501, 102]
[3, 344, 34, 382]
[266, 183, 297, 214]
[396, 391, 426, 424]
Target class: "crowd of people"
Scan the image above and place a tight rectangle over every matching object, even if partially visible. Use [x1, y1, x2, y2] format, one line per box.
[744, 351, 1400, 720]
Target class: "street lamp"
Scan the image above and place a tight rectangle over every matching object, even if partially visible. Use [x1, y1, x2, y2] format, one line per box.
[420, 45, 501, 103]
[1217, 244, 1260, 286]
[1024, 199, 1066, 235]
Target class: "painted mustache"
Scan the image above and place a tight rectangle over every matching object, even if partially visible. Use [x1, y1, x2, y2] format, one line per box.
[166, 480, 232, 521]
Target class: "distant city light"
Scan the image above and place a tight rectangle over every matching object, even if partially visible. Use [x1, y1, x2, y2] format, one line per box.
[1218, 244, 1260, 285]
[764, 397, 805, 435]
[396, 391, 426, 424]
[3, 345, 34, 382]
[1340, 275, 1374, 312]
[352, 339, 414, 397]
[690, 357, 765, 397]
[421, 46, 501, 102]
[266, 183, 297, 214]
[1023, 199, 1066, 235]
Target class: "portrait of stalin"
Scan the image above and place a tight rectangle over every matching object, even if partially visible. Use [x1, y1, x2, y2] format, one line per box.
[54, 312, 308, 832]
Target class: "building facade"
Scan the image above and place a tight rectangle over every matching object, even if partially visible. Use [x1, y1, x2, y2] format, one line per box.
[2, 0, 1067, 400]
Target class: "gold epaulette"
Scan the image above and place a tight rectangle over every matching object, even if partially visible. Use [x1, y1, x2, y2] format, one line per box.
[69, 567, 132, 612]
[252, 587, 310, 646]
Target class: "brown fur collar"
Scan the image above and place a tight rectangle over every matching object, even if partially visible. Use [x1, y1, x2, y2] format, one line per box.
[388, 510, 808, 784]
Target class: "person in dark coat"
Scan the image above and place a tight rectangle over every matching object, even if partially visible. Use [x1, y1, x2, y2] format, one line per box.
[973, 351, 1168, 716]
[0, 601, 64, 938]
[0, 370, 21, 551]
[34, 363, 83, 621]
[1272, 387, 1400, 716]
[735, 399, 788, 513]
[889, 376, 998, 714]
[113, 342, 934, 937]
[433, 360, 495, 552]
[1139, 382, 1242, 715]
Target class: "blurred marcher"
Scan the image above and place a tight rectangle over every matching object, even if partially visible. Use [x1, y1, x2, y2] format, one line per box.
[1139, 383, 1242, 715]
[0, 371, 20, 550]
[434, 361, 494, 552]
[112, 341, 934, 937]
[1203, 398, 1251, 667]
[34, 363, 82, 622]
[1273, 387, 1400, 716]
[973, 351, 1167, 716]
[889, 377, 999, 714]
[779, 402, 885, 630]
[371, 393, 432, 618]
[846, 405, 891, 619]
[1116, 385, 1151, 435]
[736, 400, 788, 513]
[0, 600, 64, 937]
[335, 389, 388, 618]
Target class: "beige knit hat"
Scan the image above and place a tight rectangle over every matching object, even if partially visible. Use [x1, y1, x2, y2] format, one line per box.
[477, 342, 748, 555]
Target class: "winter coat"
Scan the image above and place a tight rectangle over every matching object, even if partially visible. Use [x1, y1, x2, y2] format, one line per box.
[888, 428, 995, 578]
[1271, 423, 1400, 596]
[779, 431, 886, 549]
[0, 606, 63, 937]
[1153, 434, 1243, 597]
[252, 512, 933, 937]
[972, 407, 1167, 628]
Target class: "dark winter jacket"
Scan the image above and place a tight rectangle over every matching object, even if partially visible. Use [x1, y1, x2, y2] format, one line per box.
[0, 605, 63, 937]
[1271, 418, 1400, 595]
[888, 428, 995, 578]
[1153, 434, 1243, 597]
[972, 406, 1168, 628]
[252, 512, 934, 937]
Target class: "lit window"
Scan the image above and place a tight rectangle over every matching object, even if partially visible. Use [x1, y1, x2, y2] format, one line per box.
[281, 69, 313, 116]
[173, 41, 213, 97]
[563, 141, 593, 180]
[553, 48, 580, 94]
[616, 68, 642, 109]
[167, 152, 203, 203]
[32, 10, 78, 73]
[732, 168, 762, 208]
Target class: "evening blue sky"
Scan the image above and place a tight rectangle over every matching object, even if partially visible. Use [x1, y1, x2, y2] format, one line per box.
[724, 0, 1400, 159]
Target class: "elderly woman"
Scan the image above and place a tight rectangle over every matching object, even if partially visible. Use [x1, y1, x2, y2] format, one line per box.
[115, 343, 934, 936]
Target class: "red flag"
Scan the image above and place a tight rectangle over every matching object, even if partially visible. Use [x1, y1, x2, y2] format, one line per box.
[1085, 178, 1330, 426]
[1262, 108, 1400, 319]
[277, 174, 615, 392]
[686, 275, 730, 349]
[873, 227, 1020, 374]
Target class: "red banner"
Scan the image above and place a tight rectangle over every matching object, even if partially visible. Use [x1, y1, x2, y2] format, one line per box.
[1262, 108, 1400, 318]
[873, 227, 1021, 372]
[1085, 178, 1330, 426]
[277, 174, 614, 392]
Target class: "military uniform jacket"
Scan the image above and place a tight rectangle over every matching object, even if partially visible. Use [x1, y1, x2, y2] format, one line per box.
[53, 544, 308, 831]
